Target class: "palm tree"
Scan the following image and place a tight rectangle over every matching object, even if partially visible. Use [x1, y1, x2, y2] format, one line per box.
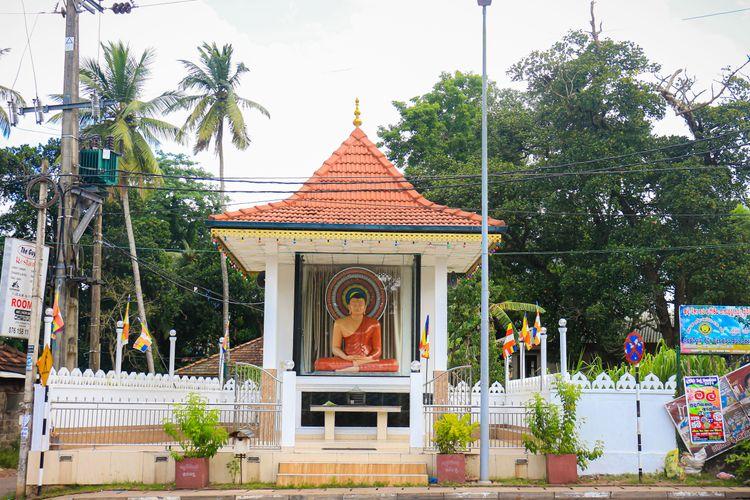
[491, 301, 546, 347]
[175, 42, 269, 341]
[68, 41, 180, 373]
[0, 48, 25, 137]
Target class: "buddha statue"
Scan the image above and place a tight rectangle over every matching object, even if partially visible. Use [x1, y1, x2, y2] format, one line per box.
[314, 291, 398, 373]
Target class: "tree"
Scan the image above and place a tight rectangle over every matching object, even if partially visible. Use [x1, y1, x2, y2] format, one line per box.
[0, 48, 25, 137]
[174, 42, 269, 346]
[72, 41, 181, 372]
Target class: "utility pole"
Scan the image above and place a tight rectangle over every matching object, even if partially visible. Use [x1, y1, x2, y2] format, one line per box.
[15, 161, 52, 498]
[89, 205, 102, 371]
[55, 0, 80, 369]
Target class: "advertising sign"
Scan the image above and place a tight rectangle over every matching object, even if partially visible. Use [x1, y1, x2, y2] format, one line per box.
[665, 364, 750, 459]
[685, 376, 726, 444]
[679, 305, 750, 354]
[0, 238, 50, 339]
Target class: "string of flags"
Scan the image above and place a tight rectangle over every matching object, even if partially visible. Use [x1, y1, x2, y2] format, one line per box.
[501, 307, 544, 359]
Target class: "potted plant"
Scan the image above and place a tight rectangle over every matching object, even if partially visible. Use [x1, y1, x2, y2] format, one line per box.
[164, 393, 229, 488]
[522, 381, 603, 484]
[433, 413, 478, 483]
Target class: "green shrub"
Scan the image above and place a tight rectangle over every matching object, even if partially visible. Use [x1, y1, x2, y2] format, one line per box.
[725, 439, 750, 480]
[0, 440, 19, 469]
[163, 393, 228, 460]
[433, 413, 478, 455]
[522, 381, 603, 469]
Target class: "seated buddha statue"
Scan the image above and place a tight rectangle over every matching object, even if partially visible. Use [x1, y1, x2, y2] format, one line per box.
[313, 292, 399, 373]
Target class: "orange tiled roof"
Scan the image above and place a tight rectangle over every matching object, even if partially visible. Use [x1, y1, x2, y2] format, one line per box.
[0, 343, 25, 375]
[175, 337, 263, 378]
[210, 127, 505, 231]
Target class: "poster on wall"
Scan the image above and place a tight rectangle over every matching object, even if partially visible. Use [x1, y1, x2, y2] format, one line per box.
[685, 376, 726, 445]
[0, 238, 50, 339]
[665, 364, 750, 459]
[679, 305, 750, 354]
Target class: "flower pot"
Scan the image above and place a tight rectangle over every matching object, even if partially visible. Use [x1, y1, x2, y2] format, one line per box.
[545, 453, 577, 484]
[436, 453, 466, 483]
[175, 457, 209, 489]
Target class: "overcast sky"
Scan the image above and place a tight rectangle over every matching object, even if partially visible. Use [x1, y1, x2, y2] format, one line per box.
[1, 0, 749, 207]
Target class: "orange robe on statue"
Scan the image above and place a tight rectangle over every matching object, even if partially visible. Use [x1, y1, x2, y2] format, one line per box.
[314, 316, 399, 372]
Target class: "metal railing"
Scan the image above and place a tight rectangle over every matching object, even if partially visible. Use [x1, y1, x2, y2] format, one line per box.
[48, 401, 281, 449]
[423, 365, 473, 406]
[423, 404, 530, 450]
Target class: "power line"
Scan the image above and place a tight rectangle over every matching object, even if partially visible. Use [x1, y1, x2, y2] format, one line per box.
[683, 7, 750, 21]
[19, 0, 40, 99]
[495, 242, 750, 256]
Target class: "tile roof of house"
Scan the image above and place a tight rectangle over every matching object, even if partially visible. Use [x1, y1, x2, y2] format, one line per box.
[0, 343, 25, 375]
[175, 337, 263, 378]
[210, 127, 505, 231]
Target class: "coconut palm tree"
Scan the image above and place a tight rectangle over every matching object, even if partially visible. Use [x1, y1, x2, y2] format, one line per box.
[174, 42, 269, 341]
[61, 41, 180, 373]
[0, 48, 25, 137]
[491, 301, 546, 347]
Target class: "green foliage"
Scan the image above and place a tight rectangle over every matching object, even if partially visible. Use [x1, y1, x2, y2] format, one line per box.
[433, 413, 479, 455]
[226, 456, 241, 484]
[664, 449, 685, 480]
[572, 340, 733, 382]
[522, 381, 603, 469]
[163, 393, 228, 460]
[725, 439, 750, 480]
[0, 440, 19, 469]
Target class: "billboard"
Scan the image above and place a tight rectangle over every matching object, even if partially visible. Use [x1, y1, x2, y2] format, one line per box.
[685, 376, 725, 445]
[0, 238, 50, 339]
[665, 363, 750, 460]
[679, 305, 750, 354]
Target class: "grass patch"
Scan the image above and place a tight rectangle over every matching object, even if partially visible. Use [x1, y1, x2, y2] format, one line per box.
[0, 442, 19, 469]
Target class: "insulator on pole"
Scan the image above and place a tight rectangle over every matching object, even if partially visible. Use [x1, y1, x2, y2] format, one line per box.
[7, 101, 18, 127]
[91, 94, 101, 121]
[33, 98, 44, 125]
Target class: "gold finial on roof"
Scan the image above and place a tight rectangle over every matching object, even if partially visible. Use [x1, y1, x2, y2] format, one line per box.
[353, 97, 362, 127]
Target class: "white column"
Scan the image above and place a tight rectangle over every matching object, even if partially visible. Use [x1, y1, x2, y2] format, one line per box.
[168, 329, 176, 378]
[504, 355, 510, 389]
[540, 328, 548, 391]
[263, 249, 279, 370]
[520, 342, 526, 380]
[281, 363, 297, 448]
[409, 362, 424, 449]
[218, 339, 225, 385]
[43, 308, 53, 348]
[433, 255, 448, 371]
[559, 319, 568, 380]
[115, 320, 123, 375]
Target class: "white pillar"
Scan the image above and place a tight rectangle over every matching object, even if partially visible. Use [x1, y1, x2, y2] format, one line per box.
[558, 319, 568, 380]
[218, 339, 225, 385]
[540, 328, 547, 391]
[263, 249, 279, 370]
[43, 308, 53, 348]
[519, 342, 526, 380]
[115, 320, 123, 375]
[281, 362, 297, 448]
[409, 361, 424, 449]
[168, 329, 176, 378]
[504, 355, 509, 389]
[433, 255, 448, 371]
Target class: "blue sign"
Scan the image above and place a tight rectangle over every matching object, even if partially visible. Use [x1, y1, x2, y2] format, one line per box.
[624, 331, 644, 365]
[680, 305, 750, 354]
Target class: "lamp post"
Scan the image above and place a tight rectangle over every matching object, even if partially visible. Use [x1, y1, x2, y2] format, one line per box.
[477, 0, 492, 485]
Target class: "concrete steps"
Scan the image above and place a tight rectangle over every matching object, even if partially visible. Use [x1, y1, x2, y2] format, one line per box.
[276, 462, 429, 487]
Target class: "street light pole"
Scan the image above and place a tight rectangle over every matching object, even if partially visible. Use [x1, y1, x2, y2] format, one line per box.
[477, 0, 492, 485]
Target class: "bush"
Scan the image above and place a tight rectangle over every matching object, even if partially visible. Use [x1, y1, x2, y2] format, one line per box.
[163, 393, 228, 460]
[725, 439, 750, 480]
[522, 381, 603, 469]
[433, 413, 478, 455]
[0, 440, 19, 469]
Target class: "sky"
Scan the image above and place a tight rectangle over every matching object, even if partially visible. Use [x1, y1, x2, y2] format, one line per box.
[1, 0, 749, 208]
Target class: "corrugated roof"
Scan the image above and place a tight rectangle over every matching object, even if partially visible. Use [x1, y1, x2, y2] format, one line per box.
[176, 337, 263, 378]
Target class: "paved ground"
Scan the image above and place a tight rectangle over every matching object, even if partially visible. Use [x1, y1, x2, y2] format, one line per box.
[0, 469, 16, 499]
[43, 485, 750, 500]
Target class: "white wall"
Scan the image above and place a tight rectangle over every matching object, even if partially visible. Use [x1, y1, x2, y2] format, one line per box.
[276, 263, 295, 368]
[420, 265, 435, 380]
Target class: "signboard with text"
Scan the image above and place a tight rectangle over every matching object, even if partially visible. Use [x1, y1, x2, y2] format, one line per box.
[0, 238, 49, 339]
[679, 305, 750, 354]
[685, 375, 726, 445]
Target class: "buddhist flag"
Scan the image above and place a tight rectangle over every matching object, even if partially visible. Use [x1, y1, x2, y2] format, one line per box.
[532, 309, 542, 346]
[502, 322, 516, 359]
[51, 291, 64, 340]
[221, 321, 230, 354]
[121, 299, 130, 345]
[420, 315, 430, 359]
[133, 320, 152, 353]
[521, 314, 532, 349]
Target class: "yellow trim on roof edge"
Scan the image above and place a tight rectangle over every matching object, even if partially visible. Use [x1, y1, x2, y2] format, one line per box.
[211, 228, 502, 244]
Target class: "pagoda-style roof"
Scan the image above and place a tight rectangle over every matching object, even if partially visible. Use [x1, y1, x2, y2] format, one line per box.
[209, 127, 505, 233]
